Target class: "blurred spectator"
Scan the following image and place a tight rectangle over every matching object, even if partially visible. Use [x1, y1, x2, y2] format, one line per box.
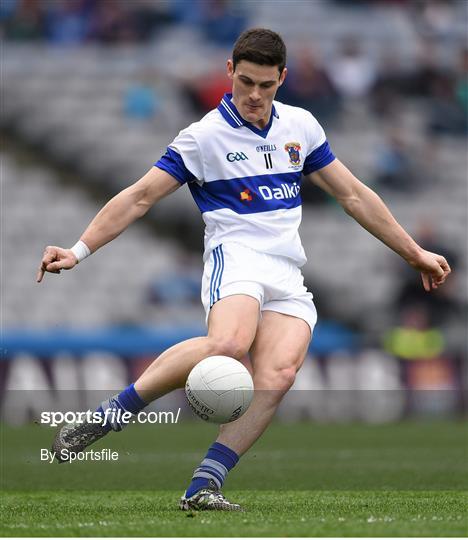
[130, 0, 176, 41]
[393, 223, 460, 329]
[147, 271, 201, 306]
[199, 0, 247, 46]
[146, 255, 201, 307]
[326, 36, 377, 99]
[300, 177, 330, 206]
[427, 71, 467, 136]
[406, 40, 447, 98]
[412, 0, 457, 41]
[384, 297, 463, 415]
[455, 47, 468, 117]
[370, 51, 409, 117]
[2, 0, 176, 44]
[0, 0, 19, 21]
[183, 70, 232, 115]
[170, 0, 247, 45]
[372, 126, 421, 192]
[124, 74, 160, 121]
[88, 0, 138, 44]
[384, 303, 460, 416]
[43, 0, 93, 45]
[278, 48, 340, 123]
[169, 0, 204, 25]
[2, 0, 43, 41]
[404, 40, 467, 136]
[384, 304, 445, 361]
[382, 220, 466, 403]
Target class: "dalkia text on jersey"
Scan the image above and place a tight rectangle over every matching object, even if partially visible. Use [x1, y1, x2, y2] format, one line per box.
[258, 182, 300, 200]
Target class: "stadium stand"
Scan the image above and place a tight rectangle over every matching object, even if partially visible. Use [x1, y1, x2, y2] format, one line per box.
[2, 0, 466, 335]
[1, 150, 205, 328]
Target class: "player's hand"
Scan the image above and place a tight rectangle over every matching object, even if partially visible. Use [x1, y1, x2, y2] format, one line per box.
[409, 249, 451, 292]
[36, 245, 78, 283]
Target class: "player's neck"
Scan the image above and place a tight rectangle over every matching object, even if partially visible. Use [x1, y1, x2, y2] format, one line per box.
[231, 96, 271, 130]
[251, 112, 270, 130]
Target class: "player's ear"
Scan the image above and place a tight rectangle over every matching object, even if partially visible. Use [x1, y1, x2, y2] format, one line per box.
[278, 67, 287, 86]
[227, 59, 234, 80]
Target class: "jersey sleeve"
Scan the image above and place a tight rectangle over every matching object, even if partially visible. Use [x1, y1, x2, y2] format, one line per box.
[302, 112, 336, 175]
[154, 127, 203, 185]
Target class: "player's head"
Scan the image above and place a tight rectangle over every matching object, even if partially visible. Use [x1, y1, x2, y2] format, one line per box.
[227, 28, 287, 127]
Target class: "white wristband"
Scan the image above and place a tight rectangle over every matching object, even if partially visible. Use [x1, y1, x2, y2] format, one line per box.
[70, 240, 91, 263]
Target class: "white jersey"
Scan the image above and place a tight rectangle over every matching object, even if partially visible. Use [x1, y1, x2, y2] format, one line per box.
[155, 93, 335, 267]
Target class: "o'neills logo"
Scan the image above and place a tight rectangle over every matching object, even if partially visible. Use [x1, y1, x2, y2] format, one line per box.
[256, 144, 277, 152]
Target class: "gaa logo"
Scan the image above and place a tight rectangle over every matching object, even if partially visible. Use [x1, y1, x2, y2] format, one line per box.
[226, 152, 249, 162]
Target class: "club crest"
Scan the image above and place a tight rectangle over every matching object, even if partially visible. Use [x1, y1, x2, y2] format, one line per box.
[284, 142, 302, 166]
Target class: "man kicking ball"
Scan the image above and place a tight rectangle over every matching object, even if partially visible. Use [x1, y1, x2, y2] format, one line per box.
[37, 28, 450, 511]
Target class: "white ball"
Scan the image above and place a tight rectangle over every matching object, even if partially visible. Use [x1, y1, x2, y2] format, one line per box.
[185, 356, 254, 424]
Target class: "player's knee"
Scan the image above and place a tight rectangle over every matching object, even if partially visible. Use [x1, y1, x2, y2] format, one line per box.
[272, 366, 297, 392]
[280, 366, 297, 391]
[255, 366, 297, 393]
[211, 336, 250, 360]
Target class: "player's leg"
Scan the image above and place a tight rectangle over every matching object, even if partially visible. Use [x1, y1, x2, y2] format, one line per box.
[52, 294, 260, 460]
[217, 310, 311, 454]
[181, 311, 311, 511]
[134, 294, 260, 401]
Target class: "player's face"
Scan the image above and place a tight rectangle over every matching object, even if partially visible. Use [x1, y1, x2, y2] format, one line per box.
[227, 60, 287, 129]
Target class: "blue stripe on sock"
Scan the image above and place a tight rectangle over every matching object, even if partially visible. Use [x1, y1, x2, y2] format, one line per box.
[186, 477, 212, 497]
[185, 442, 239, 498]
[194, 465, 224, 484]
[97, 384, 147, 432]
[208, 442, 239, 469]
[118, 383, 147, 414]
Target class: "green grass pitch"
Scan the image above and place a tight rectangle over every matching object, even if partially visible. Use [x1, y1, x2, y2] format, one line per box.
[1, 421, 467, 536]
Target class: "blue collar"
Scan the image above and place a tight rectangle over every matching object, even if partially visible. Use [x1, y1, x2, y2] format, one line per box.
[217, 93, 279, 139]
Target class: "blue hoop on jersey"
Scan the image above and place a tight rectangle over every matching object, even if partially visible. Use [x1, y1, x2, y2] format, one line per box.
[155, 93, 335, 268]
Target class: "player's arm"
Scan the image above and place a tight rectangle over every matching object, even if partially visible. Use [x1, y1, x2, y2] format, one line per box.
[305, 159, 451, 291]
[37, 167, 180, 282]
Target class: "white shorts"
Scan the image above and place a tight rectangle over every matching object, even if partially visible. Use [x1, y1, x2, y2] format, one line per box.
[201, 242, 317, 334]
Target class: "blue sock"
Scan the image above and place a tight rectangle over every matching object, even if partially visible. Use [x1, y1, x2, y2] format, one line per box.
[96, 383, 147, 432]
[185, 442, 239, 498]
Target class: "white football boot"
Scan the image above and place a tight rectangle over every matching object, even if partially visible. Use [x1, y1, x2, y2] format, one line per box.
[179, 480, 244, 512]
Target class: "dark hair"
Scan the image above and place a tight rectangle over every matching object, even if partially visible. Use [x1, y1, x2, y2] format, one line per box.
[232, 28, 286, 74]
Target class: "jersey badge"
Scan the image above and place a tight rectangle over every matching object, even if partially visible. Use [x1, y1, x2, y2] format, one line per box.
[284, 142, 302, 167]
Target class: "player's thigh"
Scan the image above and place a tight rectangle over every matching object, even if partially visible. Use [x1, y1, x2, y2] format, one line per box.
[207, 294, 261, 357]
[250, 310, 311, 388]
